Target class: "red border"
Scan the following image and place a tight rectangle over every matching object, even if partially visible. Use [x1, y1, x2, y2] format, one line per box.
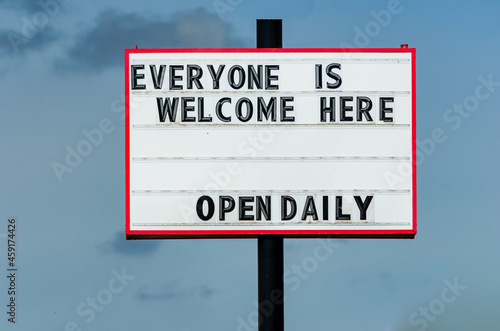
[125, 48, 416, 239]
[125, 51, 131, 236]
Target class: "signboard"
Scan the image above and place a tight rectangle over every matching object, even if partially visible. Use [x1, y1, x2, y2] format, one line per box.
[125, 48, 416, 239]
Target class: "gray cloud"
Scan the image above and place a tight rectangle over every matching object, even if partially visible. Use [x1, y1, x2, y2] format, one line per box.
[98, 231, 161, 256]
[137, 283, 214, 301]
[58, 8, 246, 72]
[0, 26, 59, 56]
[0, 0, 73, 57]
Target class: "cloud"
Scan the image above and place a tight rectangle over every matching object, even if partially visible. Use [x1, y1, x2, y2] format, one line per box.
[137, 282, 214, 301]
[0, 0, 73, 58]
[98, 231, 161, 256]
[0, 26, 59, 56]
[58, 8, 246, 72]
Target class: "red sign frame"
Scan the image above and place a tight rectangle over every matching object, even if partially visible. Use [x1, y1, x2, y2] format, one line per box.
[125, 48, 416, 239]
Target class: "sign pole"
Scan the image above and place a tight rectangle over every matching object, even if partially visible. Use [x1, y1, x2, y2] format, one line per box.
[256, 19, 284, 331]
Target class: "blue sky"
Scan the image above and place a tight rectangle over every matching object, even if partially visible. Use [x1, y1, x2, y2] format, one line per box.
[1, 0, 500, 330]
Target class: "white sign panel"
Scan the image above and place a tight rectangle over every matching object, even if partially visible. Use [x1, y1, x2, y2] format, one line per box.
[125, 48, 416, 239]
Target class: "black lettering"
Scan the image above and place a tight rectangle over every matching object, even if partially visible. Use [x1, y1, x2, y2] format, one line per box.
[340, 96, 353, 122]
[280, 97, 295, 122]
[239, 196, 254, 220]
[315, 64, 322, 89]
[281, 196, 297, 221]
[216, 97, 231, 122]
[335, 196, 350, 220]
[354, 196, 373, 220]
[228, 65, 245, 89]
[357, 96, 373, 121]
[320, 97, 335, 122]
[169, 65, 184, 90]
[326, 63, 342, 89]
[196, 196, 215, 221]
[380, 97, 394, 122]
[248, 65, 263, 89]
[265, 65, 279, 90]
[256, 196, 271, 221]
[156, 97, 178, 122]
[219, 196, 235, 221]
[131, 65, 145, 90]
[235, 98, 253, 122]
[181, 97, 195, 122]
[257, 97, 277, 121]
[149, 65, 166, 89]
[301, 196, 319, 220]
[207, 65, 225, 89]
[198, 97, 211, 122]
[187, 65, 203, 89]
[322, 196, 329, 220]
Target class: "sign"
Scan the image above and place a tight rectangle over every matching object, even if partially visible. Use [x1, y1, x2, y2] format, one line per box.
[125, 48, 416, 239]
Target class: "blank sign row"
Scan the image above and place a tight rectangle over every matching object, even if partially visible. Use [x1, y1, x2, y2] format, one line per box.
[129, 126, 412, 158]
[129, 160, 412, 191]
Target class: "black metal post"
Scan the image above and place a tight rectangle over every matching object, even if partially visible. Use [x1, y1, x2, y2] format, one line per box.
[257, 19, 284, 331]
[258, 235, 284, 331]
[257, 19, 282, 48]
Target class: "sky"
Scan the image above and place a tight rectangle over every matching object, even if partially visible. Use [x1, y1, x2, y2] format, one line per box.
[1, 0, 500, 330]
